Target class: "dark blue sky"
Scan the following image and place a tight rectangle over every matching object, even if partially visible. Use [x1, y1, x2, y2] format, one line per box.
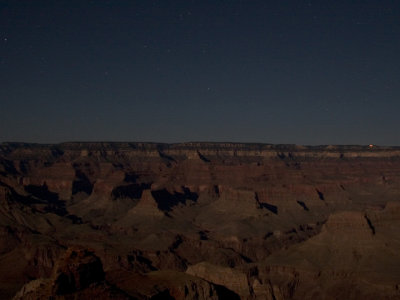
[1, 0, 400, 145]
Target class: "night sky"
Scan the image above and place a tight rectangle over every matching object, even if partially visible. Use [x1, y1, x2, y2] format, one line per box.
[1, 1, 400, 145]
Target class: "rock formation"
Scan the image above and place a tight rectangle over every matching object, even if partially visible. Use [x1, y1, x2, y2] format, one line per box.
[0, 142, 400, 299]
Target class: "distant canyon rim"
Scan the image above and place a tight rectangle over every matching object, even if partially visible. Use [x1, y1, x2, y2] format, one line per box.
[1, 142, 400, 299]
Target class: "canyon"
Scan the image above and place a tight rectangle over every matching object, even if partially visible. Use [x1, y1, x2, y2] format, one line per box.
[1, 142, 400, 299]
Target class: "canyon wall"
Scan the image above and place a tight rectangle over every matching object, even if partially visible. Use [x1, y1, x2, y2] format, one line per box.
[1, 142, 400, 299]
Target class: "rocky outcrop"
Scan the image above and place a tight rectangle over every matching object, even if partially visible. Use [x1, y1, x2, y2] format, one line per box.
[107, 269, 240, 300]
[186, 262, 247, 298]
[13, 247, 131, 300]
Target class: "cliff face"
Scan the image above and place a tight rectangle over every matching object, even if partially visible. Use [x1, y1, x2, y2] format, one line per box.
[1, 142, 400, 299]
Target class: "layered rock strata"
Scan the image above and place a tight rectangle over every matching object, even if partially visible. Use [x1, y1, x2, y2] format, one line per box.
[0, 142, 400, 299]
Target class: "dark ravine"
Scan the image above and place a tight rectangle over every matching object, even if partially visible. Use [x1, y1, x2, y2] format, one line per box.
[1, 142, 400, 299]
